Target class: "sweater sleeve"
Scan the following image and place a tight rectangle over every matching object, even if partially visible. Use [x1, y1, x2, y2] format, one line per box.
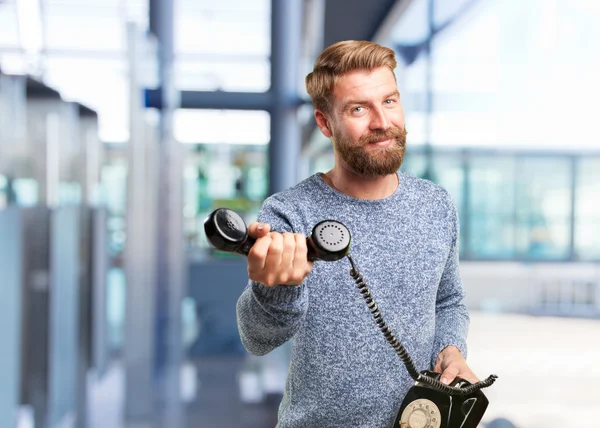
[236, 195, 309, 356]
[430, 193, 470, 368]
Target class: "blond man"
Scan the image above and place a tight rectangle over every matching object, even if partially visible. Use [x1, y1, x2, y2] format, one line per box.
[237, 40, 477, 427]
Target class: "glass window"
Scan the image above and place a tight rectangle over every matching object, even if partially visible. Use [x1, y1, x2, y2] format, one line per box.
[575, 158, 600, 260]
[430, 153, 465, 255]
[0, 2, 20, 46]
[390, 0, 600, 153]
[434, 0, 481, 28]
[12, 178, 39, 206]
[44, 3, 125, 51]
[467, 155, 517, 259]
[2, 1, 148, 141]
[431, 152, 463, 209]
[515, 157, 572, 260]
[43, 56, 128, 142]
[177, 1, 270, 57]
[389, 0, 429, 45]
[400, 151, 427, 178]
[175, 58, 270, 92]
[309, 151, 334, 177]
[0, 52, 27, 75]
[389, 0, 600, 263]
[176, 0, 270, 92]
[0, 174, 7, 209]
[174, 109, 270, 145]
[100, 159, 127, 257]
[398, 50, 428, 147]
[184, 142, 268, 254]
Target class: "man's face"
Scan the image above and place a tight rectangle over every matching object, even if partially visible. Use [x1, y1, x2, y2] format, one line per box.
[319, 66, 407, 177]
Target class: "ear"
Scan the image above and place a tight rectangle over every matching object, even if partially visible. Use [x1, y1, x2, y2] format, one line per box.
[314, 109, 333, 138]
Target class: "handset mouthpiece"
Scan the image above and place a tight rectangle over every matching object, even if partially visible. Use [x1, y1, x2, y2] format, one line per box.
[309, 220, 351, 261]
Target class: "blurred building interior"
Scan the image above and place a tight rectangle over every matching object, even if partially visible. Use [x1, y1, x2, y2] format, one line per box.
[0, 0, 599, 427]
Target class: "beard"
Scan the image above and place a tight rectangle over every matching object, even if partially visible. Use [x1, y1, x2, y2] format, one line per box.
[332, 126, 407, 177]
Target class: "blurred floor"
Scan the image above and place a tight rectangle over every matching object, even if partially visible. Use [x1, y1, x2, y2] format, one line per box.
[187, 356, 280, 428]
[469, 312, 600, 427]
[86, 312, 600, 428]
[88, 363, 124, 428]
[85, 356, 279, 428]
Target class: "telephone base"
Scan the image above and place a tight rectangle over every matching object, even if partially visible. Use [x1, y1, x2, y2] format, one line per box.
[394, 370, 489, 428]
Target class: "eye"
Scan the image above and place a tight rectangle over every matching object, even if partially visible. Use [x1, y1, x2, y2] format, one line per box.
[384, 99, 396, 105]
[352, 106, 364, 113]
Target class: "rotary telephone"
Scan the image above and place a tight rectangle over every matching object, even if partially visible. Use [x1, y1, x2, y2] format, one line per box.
[204, 208, 498, 428]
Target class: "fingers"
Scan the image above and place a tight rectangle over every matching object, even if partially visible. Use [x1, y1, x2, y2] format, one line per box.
[247, 223, 275, 279]
[247, 230, 313, 287]
[440, 365, 459, 385]
[247, 232, 271, 273]
[438, 364, 479, 385]
[263, 232, 284, 284]
[279, 233, 295, 271]
[291, 233, 313, 283]
[292, 233, 308, 271]
[294, 233, 314, 277]
[434, 346, 480, 385]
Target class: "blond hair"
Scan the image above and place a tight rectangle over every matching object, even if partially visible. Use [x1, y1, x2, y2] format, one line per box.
[305, 40, 397, 113]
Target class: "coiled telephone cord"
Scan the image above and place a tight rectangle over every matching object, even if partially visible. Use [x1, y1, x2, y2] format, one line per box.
[346, 254, 498, 396]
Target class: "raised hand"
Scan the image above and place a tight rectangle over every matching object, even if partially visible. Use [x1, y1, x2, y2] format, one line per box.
[246, 222, 314, 287]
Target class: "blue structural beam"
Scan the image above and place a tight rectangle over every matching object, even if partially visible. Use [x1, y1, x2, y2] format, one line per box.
[145, 89, 284, 111]
[322, 0, 398, 46]
[269, 0, 304, 195]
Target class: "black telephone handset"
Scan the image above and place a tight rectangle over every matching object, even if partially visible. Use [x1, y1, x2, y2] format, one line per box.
[203, 208, 350, 261]
[204, 208, 498, 428]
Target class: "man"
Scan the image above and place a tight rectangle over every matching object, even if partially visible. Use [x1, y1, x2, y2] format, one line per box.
[236, 40, 477, 427]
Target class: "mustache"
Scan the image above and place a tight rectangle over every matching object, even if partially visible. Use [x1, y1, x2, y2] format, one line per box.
[359, 127, 407, 146]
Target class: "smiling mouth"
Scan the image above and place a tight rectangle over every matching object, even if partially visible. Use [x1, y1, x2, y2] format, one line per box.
[368, 138, 393, 147]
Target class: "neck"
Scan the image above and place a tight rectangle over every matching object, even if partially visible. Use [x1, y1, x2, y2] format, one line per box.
[322, 162, 399, 200]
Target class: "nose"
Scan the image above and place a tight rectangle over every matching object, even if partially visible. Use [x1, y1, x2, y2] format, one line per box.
[369, 106, 391, 130]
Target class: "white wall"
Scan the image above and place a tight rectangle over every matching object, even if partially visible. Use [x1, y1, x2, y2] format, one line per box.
[461, 261, 600, 315]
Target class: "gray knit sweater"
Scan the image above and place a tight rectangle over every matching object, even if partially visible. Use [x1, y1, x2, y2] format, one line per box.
[236, 171, 469, 428]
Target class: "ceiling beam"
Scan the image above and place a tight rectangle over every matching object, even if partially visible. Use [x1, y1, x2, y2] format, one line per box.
[322, 0, 399, 46]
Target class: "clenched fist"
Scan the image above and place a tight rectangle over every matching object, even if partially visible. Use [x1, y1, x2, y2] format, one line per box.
[246, 222, 314, 287]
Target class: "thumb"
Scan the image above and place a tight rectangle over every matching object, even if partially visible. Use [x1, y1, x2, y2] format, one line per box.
[247, 222, 271, 239]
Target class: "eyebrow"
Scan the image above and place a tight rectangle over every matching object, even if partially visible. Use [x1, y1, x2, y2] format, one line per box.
[342, 90, 400, 110]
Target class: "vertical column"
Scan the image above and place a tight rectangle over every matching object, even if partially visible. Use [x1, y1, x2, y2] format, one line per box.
[150, 0, 185, 425]
[461, 149, 471, 259]
[48, 207, 80, 427]
[0, 208, 23, 428]
[0, 74, 27, 176]
[269, 0, 304, 195]
[45, 111, 61, 207]
[79, 112, 102, 206]
[422, 0, 435, 182]
[124, 23, 157, 424]
[568, 155, 578, 260]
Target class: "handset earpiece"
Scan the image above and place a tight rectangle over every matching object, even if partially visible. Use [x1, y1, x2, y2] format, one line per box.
[203, 208, 256, 256]
[203, 208, 351, 262]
